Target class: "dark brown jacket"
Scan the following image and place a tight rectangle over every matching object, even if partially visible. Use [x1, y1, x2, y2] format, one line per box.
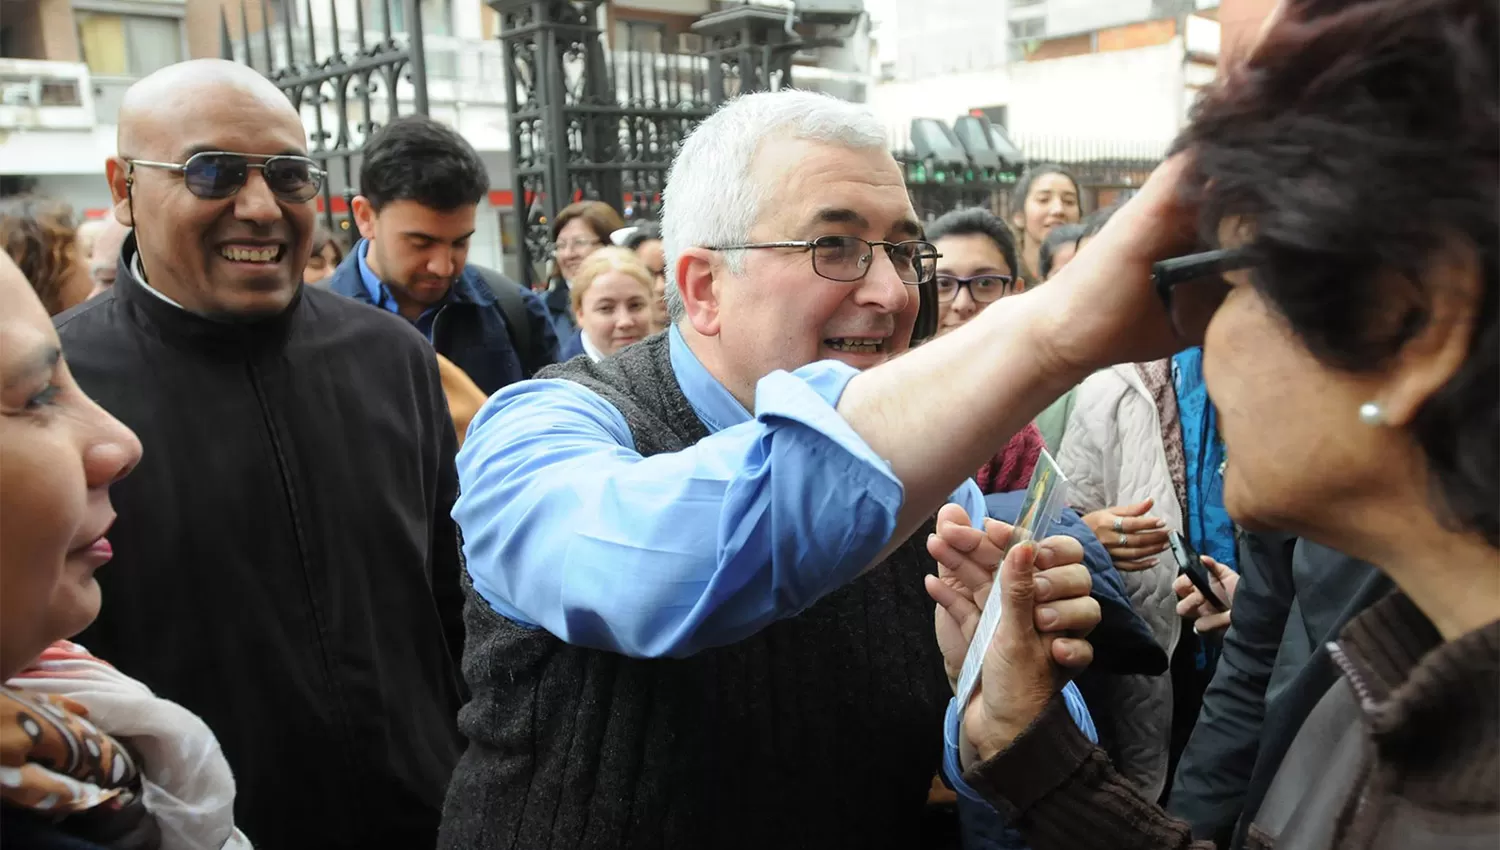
[965, 592, 1498, 849]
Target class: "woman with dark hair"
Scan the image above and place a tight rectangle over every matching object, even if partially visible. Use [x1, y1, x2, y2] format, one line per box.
[935, 1, 1498, 847]
[923, 207, 1050, 496]
[0, 254, 251, 849]
[0, 196, 94, 316]
[1038, 223, 1084, 281]
[546, 200, 626, 341]
[303, 226, 346, 287]
[1009, 164, 1082, 284]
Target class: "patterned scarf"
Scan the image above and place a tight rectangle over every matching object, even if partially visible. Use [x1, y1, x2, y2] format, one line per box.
[1135, 358, 1187, 513]
[2, 641, 250, 850]
[0, 680, 152, 844]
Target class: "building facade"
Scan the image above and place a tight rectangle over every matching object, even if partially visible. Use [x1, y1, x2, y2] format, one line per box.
[2, 0, 873, 277]
[867, 0, 1222, 209]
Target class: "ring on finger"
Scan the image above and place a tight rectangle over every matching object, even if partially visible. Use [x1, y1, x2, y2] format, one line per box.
[1117, 533, 1128, 546]
[1112, 517, 1124, 533]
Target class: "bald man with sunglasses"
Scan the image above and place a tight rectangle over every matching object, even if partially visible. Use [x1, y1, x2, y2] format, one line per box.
[51, 59, 466, 849]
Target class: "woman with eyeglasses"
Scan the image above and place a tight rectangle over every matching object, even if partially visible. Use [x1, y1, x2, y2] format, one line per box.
[545, 201, 626, 344]
[937, 1, 1497, 847]
[0, 254, 251, 850]
[925, 208, 1051, 497]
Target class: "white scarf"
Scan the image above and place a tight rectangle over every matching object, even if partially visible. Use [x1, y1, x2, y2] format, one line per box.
[7, 641, 252, 850]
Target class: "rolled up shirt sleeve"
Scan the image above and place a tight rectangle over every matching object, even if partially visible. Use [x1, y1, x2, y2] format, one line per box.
[454, 361, 949, 659]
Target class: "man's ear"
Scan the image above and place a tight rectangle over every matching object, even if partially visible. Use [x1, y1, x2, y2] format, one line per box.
[105, 157, 133, 226]
[676, 247, 722, 337]
[351, 196, 378, 241]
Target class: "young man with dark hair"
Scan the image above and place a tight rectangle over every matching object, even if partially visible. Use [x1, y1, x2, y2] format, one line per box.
[330, 115, 556, 393]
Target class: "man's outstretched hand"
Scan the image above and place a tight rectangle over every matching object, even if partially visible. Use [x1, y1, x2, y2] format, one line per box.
[925, 502, 1101, 759]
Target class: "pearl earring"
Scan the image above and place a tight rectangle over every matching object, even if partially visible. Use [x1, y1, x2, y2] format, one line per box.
[1358, 401, 1385, 426]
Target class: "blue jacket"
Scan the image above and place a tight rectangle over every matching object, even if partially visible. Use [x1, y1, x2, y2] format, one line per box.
[558, 328, 586, 361]
[542, 281, 577, 346]
[328, 249, 558, 395]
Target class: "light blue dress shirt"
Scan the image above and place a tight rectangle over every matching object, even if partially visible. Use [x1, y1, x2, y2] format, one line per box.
[454, 324, 987, 659]
[356, 240, 445, 340]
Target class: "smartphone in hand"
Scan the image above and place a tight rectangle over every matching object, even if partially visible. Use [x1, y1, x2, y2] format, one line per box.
[1168, 530, 1227, 611]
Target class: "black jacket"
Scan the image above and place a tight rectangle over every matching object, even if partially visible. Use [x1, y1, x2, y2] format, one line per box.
[54, 238, 466, 849]
[1167, 530, 1393, 846]
[328, 245, 557, 394]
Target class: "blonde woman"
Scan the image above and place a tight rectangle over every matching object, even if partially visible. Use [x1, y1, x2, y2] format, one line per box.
[557, 247, 657, 362]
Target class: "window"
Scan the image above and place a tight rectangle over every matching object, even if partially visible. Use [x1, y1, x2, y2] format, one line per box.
[365, 0, 452, 37]
[1008, 18, 1045, 40]
[75, 12, 182, 77]
[613, 20, 664, 52]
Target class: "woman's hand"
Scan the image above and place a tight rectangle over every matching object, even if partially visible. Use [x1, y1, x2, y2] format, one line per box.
[1031, 155, 1201, 374]
[925, 503, 1007, 690]
[925, 503, 1100, 758]
[1173, 555, 1239, 635]
[949, 538, 1101, 761]
[1081, 498, 1170, 571]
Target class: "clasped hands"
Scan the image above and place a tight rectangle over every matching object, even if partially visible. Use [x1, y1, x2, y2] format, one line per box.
[924, 503, 1102, 763]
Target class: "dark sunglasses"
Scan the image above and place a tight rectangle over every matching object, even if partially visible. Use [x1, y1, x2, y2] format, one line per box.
[126, 151, 325, 203]
[1152, 247, 1253, 341]
[934, 273, 1018, 304]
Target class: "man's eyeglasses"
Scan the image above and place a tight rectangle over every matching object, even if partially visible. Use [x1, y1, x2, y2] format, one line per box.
[706, 235, 941, 285]
[1152, 247, 1253, 340]
[554, 238, 603, 253]
[935, 273, 1017, 304]
[126, 151, 325, 203]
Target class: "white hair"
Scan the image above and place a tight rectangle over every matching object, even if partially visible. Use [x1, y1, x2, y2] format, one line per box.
[660, 89, 890, 323]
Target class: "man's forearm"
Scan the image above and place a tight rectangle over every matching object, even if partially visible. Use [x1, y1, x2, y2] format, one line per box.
[838, 292, 1086, 553]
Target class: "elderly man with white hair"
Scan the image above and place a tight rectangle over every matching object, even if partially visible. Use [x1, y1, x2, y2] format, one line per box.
[442, 89, 1178, 848]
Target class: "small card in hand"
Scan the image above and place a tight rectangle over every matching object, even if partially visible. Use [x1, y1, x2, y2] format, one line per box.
[954, 448, 1070, 710]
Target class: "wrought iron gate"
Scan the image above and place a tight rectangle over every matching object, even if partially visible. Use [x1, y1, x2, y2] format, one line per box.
[492, 0, 824, 286]
[220, 0, 430, 234]
[492, 0, 715, 286]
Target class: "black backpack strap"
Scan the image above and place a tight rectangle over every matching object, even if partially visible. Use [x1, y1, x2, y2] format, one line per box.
[472, 265, 540, 375]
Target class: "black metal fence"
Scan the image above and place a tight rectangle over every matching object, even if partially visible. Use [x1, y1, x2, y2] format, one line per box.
[896, 135, 1167, 223]
[221, 0, 429, 235]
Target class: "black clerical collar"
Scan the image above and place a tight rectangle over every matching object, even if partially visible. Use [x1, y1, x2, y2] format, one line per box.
[113, 232, 303, 354]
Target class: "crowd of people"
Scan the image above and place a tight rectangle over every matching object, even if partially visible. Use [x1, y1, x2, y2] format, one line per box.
[0, 1, 1494, 849]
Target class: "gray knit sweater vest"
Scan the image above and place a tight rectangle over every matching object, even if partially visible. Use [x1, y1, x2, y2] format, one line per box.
[437, 333, 950, 850]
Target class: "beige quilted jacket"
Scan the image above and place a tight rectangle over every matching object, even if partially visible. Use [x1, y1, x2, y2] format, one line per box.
[1057, 363, 1183, 801]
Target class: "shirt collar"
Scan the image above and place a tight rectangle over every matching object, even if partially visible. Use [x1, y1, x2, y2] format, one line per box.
[130, 251, 187, 310]
[356, 240, 396, 314]
[668, 324, 750, 434]
[580, 331, 606, 363]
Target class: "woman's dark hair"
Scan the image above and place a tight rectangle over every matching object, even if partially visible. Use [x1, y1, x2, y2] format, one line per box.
[1010, 164, 1081, 224]
[1038, 223, 1084, 279]
[359, 115, 489, 211]
[1078, 205, 1119, 242]
[925, 207, 1020, 281]
[0, 195, 80, 315]
[551, 200, 625, 244]
[1175, 0, 1498, 546]
[622, 221, 661, 250]
[312, 226, 346, 264]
